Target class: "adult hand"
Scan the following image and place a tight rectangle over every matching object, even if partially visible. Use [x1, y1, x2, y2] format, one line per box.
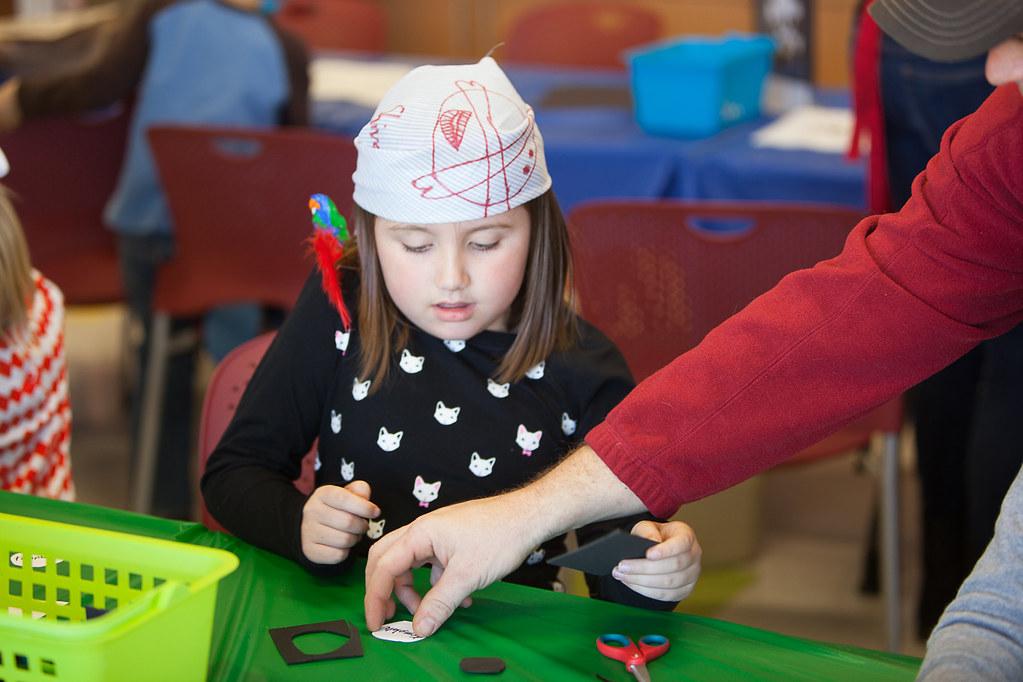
[364, 492, 542, 636]
[300, 480, 379, 564]
[364, 445, 649, 636]
[612, 520, 702, 602]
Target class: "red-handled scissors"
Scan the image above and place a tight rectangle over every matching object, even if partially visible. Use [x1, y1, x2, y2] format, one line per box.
[596, 633, 670, 682]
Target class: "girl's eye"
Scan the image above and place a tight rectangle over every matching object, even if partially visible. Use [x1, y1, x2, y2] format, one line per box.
[470, 241, 499, 252]
[402, 243, 432, 254]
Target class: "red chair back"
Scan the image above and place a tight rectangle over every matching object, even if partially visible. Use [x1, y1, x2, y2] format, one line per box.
[568, 200, 902, 460]
[0, 108, 127, 304]
[275, 0, 387, 52]
[504, 2, 662, 69]
[147, 125, 357, 316]
[198, 331, 316, 532]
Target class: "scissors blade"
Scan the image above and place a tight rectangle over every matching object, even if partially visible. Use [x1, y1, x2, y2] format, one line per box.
[629, 662, 653, 682]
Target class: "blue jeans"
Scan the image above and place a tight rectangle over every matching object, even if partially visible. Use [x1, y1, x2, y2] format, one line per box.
[118, 233, 260, 518]
[880, 35, 1023, 638]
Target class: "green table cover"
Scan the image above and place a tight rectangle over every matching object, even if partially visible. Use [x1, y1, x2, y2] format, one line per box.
[1, 491, 921, 681]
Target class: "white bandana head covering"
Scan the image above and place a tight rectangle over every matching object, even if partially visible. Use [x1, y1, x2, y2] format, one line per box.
[353, 57, 551, 223]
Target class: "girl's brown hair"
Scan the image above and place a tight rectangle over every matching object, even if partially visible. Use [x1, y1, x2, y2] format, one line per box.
[342, 189, 578, 391]
[0, 189, 33, 337]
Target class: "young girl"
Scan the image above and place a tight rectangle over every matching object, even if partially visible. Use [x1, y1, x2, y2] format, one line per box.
[0, 150, 74, 500]
[202, 58, 700, 608]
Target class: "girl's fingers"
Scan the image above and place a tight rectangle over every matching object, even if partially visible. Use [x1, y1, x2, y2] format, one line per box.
[613, 563, 701, 590]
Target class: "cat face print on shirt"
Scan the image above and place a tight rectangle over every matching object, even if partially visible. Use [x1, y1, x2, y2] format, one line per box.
[433, 401, 461, 425]
[399, 349, 425, 374]
[468, 451, 495, 477]
[367, 518, 386, 539]
[330, 410, 342, 434]
[525, 360, 546, 380]
[561, 412, 577, 437]
[340, 457, 354, 482]
[526, 547, 545, 565]
[443, 339, 466, 352]
[335, 330, 350, 354]
[413, 475, 441, 508]
[486, 378, 510, 398]
[516, 424, 542, 457]
[377, 427, 404, 452]
[352, 378, 371, 401]
[314, 451, 322, 471]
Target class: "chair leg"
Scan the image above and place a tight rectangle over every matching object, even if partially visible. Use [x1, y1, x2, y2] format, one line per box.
[880, 431, 902, 652]
[132, 313, 171, 513]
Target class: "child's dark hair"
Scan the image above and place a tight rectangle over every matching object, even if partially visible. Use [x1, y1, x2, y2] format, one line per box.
[341, 189, 578, 392]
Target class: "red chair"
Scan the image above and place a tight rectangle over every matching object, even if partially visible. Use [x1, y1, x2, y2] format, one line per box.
[568, 200, 904, 651]
[135, 124, 357, 515]
[0, 107, 127, 304]
[198, 332, 316, 533]
[275, 0, 387, 52]
[503, 2, 662, 70]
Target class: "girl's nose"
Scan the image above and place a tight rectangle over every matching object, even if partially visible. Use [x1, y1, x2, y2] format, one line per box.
[436, 250, 469, 291]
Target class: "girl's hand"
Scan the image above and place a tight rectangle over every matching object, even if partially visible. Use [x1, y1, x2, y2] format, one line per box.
[611, 520, 702, 602]
[301, 481, 380, 564]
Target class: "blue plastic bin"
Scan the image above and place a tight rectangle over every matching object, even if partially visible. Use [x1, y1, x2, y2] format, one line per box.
[629, 34, 775, 138]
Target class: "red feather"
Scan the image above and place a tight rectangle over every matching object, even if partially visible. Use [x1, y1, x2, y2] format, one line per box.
[310, 231, 351, 330]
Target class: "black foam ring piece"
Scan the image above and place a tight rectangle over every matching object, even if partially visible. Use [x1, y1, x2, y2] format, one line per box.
[268, 619, 364, 665]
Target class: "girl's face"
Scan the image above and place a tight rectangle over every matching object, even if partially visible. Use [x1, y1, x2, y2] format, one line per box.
[374, 206, 531, 340]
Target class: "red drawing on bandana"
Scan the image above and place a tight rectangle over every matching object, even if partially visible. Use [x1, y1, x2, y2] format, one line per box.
[411, 79, 538, 216]
[368, 105, 405, 149]
[439, 109, 472, 150]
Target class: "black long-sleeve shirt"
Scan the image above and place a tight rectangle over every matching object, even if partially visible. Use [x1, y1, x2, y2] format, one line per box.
[203, 271, 675, 610]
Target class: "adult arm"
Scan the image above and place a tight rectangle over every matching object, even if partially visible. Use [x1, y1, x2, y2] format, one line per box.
[13, 0, 171, 121]
[366, 84, 1023, 634]
[917, 467, 1023, 680]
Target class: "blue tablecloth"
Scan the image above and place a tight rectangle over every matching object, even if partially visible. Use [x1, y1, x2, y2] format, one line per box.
[312, 60, 866, 214]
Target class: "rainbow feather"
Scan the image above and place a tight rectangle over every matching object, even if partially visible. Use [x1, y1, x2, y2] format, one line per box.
[307, 193, 352, 331]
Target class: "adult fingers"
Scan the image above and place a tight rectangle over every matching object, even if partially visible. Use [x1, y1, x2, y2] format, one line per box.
[410, 560, 476, 637]
[365, 525, 428, 631]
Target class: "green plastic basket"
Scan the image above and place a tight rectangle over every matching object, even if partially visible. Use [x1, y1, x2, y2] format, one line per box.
[0, 512, 238, 681]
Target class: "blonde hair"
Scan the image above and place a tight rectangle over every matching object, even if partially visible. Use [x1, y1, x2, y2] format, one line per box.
[344, 189, 578, 393]
[0, 189, 33, 336]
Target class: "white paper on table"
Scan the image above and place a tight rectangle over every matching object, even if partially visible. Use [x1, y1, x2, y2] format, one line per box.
[751, 105, 856, 154]
[310, 58, 413, 108]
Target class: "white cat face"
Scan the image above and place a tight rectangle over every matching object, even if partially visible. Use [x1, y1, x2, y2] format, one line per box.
[443, 339, 466, 352]
[335, 330, 350, 353]
[330, 409, 342, 434]
[468, 451, 495, 477]
[367, 518, 386, 539]
[433, 401, 460, 426]
[352, 378, 371, 401]
[340, 457, 354, 482]
[516, 424, 542, 456]
[399, 349, 425, 374]
[413, 475, 441, 508]
[313, 451, 322, 471]
[525, 360, 546, 380]
[561, 412, 577, 436]
[377, 427, 403, 452]
[526, 547, 545, 565]
[486, 378, 510, 398]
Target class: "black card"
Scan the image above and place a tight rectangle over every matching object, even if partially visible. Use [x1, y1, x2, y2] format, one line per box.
[547, 529, 656, 575]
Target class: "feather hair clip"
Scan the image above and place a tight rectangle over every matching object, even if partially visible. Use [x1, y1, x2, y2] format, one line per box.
[308, 193, 352, 331]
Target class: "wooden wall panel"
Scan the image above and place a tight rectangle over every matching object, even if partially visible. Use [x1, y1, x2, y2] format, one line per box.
[378, 0, 858, 87]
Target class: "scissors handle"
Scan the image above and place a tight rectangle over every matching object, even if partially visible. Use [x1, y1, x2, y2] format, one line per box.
[636, 634, 670, 662]
[596, 633, 670, 666]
